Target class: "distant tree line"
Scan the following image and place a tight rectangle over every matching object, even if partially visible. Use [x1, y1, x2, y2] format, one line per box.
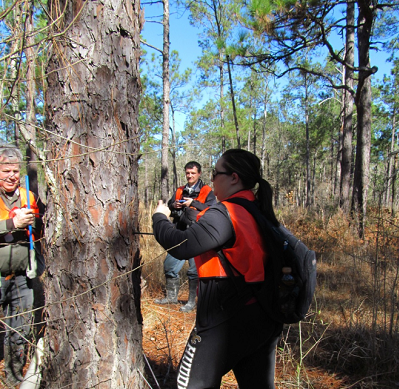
[140, 0, 399, 238]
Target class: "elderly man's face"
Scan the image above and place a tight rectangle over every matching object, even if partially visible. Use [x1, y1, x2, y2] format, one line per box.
[0, 158, 20, 193]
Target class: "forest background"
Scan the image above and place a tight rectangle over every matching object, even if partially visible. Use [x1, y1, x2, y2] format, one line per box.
[0, 0, 399, 388]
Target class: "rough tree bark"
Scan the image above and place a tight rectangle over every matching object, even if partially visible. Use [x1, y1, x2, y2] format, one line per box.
[171, 104, 178, 191]
[340, 0, 355, 213]
[219, 53, 226, 153]
[260, 80, 271, 178]
[304, 72, 311, 207]
[226, 55, 240, 148]
[390, 113, 397, 215]
[352, 0, 373, 237]
[25, 0, 39, 195]
[250, 74, 257, 154]
[210, 0, 226, 152]
[161, 0, 170, 202]
[44, 0, 143, 388]
[9, 2, 23, 146]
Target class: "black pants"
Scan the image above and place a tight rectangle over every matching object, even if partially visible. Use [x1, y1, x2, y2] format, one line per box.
[0, 275, 33, 346]
[177, 302, 283, 389]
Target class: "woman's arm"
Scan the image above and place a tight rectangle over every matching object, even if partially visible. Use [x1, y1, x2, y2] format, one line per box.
[152, 203, 234, 259]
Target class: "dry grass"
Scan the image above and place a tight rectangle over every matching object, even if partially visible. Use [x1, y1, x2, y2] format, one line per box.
[140, 203, 399, 389]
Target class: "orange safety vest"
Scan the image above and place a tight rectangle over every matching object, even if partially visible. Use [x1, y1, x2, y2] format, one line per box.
[175, 184, 212, 205]
[0, 187, 40, 241]
[195, 193, 267, 283]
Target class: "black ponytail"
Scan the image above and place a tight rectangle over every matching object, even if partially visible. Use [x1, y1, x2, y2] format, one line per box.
[221, 149, 279, 227]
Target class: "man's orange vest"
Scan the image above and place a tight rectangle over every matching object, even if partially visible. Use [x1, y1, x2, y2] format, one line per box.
[175, 184, 212, 205]
[195, 192, 267, 283]
[0, 187, 40, 241]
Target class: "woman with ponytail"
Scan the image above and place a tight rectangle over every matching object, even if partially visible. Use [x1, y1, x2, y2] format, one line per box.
[221, 148, 279, 226]
[153, 149, 282, 389]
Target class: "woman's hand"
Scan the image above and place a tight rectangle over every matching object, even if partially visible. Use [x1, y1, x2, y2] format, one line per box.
[154, 200, 171, 218]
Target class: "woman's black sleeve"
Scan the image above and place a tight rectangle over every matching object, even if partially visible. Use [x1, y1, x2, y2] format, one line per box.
[152, 204, 234, 259]
[191, 190, 217, 211]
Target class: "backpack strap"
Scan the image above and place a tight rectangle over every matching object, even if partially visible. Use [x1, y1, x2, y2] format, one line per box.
[222, 197, 283, 299]
[216, 249, 257, 306]
[224, 197, 271, 229]
[223, 197, 282, 261]
[216, 199, 263, 300]
[216, 250, 239, 285]
[216, 199, 256, 282]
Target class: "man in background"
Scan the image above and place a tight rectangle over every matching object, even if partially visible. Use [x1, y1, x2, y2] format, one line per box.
[0, 145, 44, 385]
[155, 161, 216, 312]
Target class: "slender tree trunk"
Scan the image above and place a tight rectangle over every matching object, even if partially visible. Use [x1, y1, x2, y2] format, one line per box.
[210, 0, 226, 153]
[249, 70, 257, 153]
[388, 112, 396, 210]
[352, 0, 373, 237]
[392, 154, 397, 216]
[332, 122, 339, 199]
[144, 154, 149, 207]
[171, 104, 178, 191]
[335, 126, 342, 199]
[161, 0, 170, 202]
[352, 75, 372, 237]
[219, 53, 225, 153]
[226, 55, 240, 148]
[44, 1, 143, 387]
[25, 0, 39, 195]
[385, 148, 391, 206]
[335, 65, 345, 200]
[340, 0, 355, 213]
[312, 152, 317, 204]
[304, 73, 311, 207]
[9, 3, 23, 145]
[252, 111, 257, 155]
[260, 103, 267, 177]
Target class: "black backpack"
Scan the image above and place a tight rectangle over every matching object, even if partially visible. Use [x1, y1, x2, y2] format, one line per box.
[219, 198, 317, 324]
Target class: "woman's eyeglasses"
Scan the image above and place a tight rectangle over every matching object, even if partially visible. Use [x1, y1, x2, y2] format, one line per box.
[212, 169, 230, 179]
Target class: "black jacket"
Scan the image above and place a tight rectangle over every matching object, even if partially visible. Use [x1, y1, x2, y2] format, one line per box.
[167, 179, 216, 230]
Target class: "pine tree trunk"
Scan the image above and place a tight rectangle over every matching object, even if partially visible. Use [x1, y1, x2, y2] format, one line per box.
[44, 1, 143, 387]
[161, 0, 170, 202]
[352, 0, 373, 237]
[171, 105, 178, 191]
[388, 112, 397, 211]
[260, 95, 268, 177]
[25, 0, 39, 195]
[304, 73, 311, 207]
[9, 3, 23, 145]
[219, 54, 226, 153]
[226, 55, 240, 148]
[392, 154, 397, 216]
[340, 0, 355, 213]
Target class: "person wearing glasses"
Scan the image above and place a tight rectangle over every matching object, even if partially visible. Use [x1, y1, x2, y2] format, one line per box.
[154, 161, 216, 312]
[0, 145, 44, 385]
[152, 149, 282, 389]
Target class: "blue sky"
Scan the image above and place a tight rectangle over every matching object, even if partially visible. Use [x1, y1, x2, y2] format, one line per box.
[140, 2, 395, 133]
[141, 3, 202, 74]
[141, 2, 394, 77]
[141, 2, 203, 131]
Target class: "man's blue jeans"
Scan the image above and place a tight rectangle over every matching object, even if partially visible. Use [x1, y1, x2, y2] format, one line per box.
[164, 253, 198, 280]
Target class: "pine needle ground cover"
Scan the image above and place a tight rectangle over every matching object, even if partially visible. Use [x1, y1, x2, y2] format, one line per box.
[141, 205, 399, 389]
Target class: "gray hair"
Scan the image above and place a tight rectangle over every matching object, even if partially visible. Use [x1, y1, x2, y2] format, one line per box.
[0, 146, 23, 163]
